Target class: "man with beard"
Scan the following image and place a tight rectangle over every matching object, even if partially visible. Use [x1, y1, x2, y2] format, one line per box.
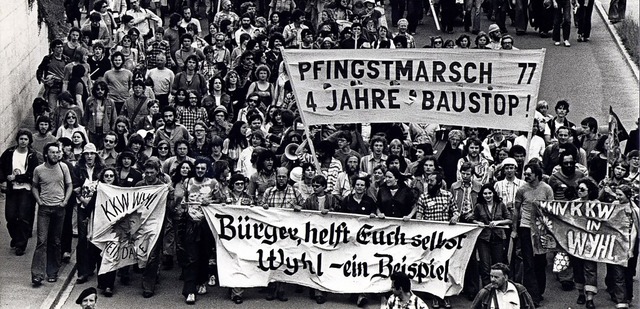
[262, 167, 303, 209]
[73, 143, 104, 284]
[153, 106, 191, 152]
[98, 132, 119, 167]
[32, 116, 58, 163]
[543, 126, 588, 175]
[31, 142, 73, 286]
[282, 10, 308, 48]
[261, 166, 302, 302]
[409, 170, 459, 309]
[180, 6, 202, 34]
[438, 130, 465, 188]
[234, 14, 257, 46]
[234, 51, 256, 89]
[512, 163, 553, 306]
[0, 129, 39, 256]
[548, 144, 585, 290]
[103, 52, 133, 114]
[177, 158, 222, 304]
[471, 263, 536, 309]
[383, 271, 429, 309]
[488, 24, 503, 49]
[135, 158, 172, 298]
[162, 140, 195, 175]
[333, 155, 365, 200]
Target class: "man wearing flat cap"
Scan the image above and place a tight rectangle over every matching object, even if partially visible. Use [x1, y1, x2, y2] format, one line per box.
[76, 287, 97, 308]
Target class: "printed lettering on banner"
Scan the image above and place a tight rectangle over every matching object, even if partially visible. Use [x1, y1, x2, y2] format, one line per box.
[201, 205, 483, 298]
[282, 49, 545, 131]
[538, 200, 636, 266]
[90, 183, 169, 274]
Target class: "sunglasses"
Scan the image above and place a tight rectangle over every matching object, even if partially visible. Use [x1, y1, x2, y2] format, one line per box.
[104, 174, 115, 178]
[67, 116, 77, 119]
[104, 139, 116, 144]
[234, 182, 245, 186]
[578, 187, 588, 192]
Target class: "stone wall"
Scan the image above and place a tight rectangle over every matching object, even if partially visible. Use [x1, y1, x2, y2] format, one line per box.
[0, 0, 49, 148]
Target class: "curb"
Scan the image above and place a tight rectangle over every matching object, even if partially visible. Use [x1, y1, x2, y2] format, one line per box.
[40, 252, 77, 309]
[595, 0, 640, 82]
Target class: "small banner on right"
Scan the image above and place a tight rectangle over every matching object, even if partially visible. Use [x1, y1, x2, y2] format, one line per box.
[539, 200, 636, 266]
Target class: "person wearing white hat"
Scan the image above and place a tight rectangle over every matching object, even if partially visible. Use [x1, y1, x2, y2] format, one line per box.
[73, 143, 105, 284]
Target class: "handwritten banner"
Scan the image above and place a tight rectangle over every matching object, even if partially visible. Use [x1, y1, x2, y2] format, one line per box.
[539, 200, 635, 266]
[201, 205, 482, 298]
[282, 49, 545, 131]
[90, 183, 169, 274]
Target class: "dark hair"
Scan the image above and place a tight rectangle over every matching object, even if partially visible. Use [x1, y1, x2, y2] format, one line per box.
[16, 128, 33, 145]
[312, 174, 328, 187]
[89, 12, 102, 22]
[91, 80, 109, 97]
[509, 145, 526, 157]
[99, 167, 119, 185]
[390, 272, 411, 292]
[171, 160, 194, 184]
[110, 51, 124, 64]
[229, 174, 247, 189]
[580, 117, 598, 133]
[256, 149, 277, 173]
[594, 135, 609, 153]
[43, 142, 60, 159]
[459, 161, 474, 173]
[183, 54, 200, 71]
[491, 263, 510, 276]
[228, 121, 249, 150]
[477, 183, 501, 205]
[386, 154, 407, 172]
[162, 105, 177, 117]
[174, 140, 190, 154]
[464, 137, 484, 154]
[555, 100, 570, 112]
[213, 160, 230, 180]
[169, 13, 182, 28]
[35, 115, 51, 131]
[121, 14, 134, 25]
[413, 155, 439, 177]
[577, 177, 599, 200]
[50, 39, 64, 50]
[386, 167, 406, 185]
[352, 175, 370, 188]
[524, 162, 543, 180]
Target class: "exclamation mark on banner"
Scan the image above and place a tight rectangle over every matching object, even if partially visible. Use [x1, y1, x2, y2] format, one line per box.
[525, 95, 532, 118]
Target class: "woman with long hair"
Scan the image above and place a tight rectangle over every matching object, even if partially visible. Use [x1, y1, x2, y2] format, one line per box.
[136, 99, 161, 131]
[372, 25, 394, 49]
[572, 178, 601, 308]
[85, 80, 117, 147]
[113, 116, 130, 152]
[222, 121, 249, 167]
[68, 64, 89, 109]
[224, 70, 246, 121]
[203, 75, 233, 124]
[172, 88, 190, 108]
[71, 131, 89, 161]
[375, 167, 415, 218]
[472, 183, 512, 287]
[167, 160, 195, 272]
[56, 110, 88, 140]
[89, 167, 120, 297]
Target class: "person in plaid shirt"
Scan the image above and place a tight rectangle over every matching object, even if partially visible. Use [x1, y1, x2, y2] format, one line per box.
[262, 167, 303, 209]
[177, 90, 209, 135]
[409, 170, 460, 224]
[146, 27, 175, 70]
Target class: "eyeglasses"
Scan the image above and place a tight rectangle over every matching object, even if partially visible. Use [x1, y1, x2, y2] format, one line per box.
[66, 116, 77, 119]
[434, 41, 443, 44]
[104, 139, 116, 144]
[234, 182, 245, 186]
[103, 174, 115, 178]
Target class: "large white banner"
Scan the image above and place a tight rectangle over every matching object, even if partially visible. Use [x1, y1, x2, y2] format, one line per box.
[202, 205, 483, 298]
[282, 49, 545, 131]
[91, 183, 169, 275]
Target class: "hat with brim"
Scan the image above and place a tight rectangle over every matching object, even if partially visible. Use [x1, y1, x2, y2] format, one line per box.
[82, 143, 97, 154]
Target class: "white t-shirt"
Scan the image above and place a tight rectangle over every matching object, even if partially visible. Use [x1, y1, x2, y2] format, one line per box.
[12, 150, 30, 190]
[514, 135, 546, 163]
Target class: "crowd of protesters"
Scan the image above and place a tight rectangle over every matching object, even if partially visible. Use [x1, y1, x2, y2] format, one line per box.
[1, 0, 637, 307]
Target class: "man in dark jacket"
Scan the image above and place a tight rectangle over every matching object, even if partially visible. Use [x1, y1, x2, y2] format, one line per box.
[0, 129, 40, 256]
[471, 262, 536, 309]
